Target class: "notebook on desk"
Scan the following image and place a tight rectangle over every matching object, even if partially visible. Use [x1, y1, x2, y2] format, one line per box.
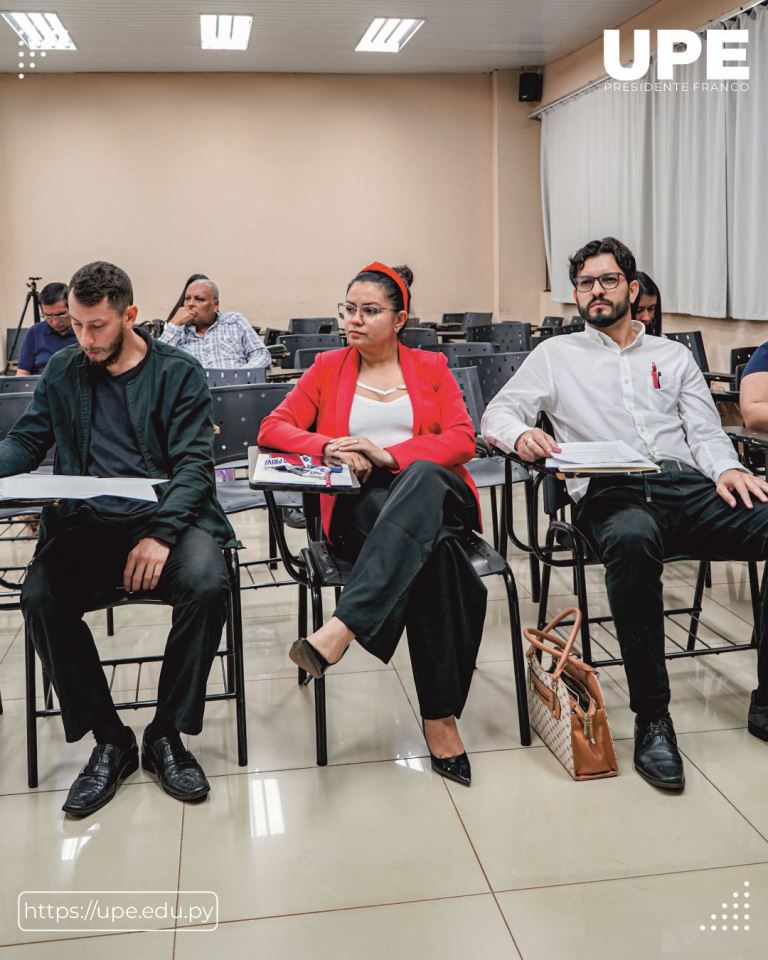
[545, 441, 660, 475]
[250, 451, 354, 488]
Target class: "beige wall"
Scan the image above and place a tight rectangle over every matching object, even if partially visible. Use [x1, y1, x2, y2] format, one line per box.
[0, 71, 514, 333]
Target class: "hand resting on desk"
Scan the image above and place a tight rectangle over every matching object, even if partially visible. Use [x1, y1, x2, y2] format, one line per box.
[514, 428, 561, 463]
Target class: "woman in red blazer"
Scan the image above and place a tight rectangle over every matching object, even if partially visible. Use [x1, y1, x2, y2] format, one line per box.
[258, 262, 487, 786]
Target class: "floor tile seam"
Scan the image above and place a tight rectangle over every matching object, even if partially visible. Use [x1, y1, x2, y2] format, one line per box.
[489, 891, 525, 959]
[677, 743, 768, 845]
[0, 930, 147, 950]
[490, 858, 768, 895]
[170, 891, 495, 929]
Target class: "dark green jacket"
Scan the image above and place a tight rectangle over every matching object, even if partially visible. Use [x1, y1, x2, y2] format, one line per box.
[0, 329, 237, 549]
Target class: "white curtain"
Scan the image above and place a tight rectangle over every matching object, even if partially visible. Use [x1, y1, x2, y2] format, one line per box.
[540, 13, 768, 320]
[649, 48, 728, 317]
[727, 7, 768, 320]
[541, 85, 651, 302]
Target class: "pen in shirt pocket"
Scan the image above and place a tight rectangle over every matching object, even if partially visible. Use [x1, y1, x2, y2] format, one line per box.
[651, 362, 661, 390]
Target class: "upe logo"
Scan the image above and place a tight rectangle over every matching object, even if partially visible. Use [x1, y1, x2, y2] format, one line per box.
[604, 29, 749, 81]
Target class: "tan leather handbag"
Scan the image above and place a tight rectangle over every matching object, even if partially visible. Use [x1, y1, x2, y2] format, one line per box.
[525, 608, 618, 781]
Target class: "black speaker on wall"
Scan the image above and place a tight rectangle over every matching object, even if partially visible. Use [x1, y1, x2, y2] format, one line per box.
[519, 72, 543, 103]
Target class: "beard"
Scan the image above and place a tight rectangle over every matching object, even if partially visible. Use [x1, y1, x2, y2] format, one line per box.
[578, 291, 630, 329]
[82, 326, 125, 368]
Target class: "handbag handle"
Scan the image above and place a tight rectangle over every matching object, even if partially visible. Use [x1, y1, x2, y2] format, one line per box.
[524, 607, 582, 683]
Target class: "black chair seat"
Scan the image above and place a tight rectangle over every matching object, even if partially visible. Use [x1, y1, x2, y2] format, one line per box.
[468, 455, 527, 489]
[215, 479, 302, 514]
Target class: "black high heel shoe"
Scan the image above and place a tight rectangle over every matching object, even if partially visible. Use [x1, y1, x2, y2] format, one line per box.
[289, 636, 349, 680]
[422, 721, 471, 787]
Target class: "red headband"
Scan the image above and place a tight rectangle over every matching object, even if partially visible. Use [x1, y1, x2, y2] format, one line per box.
[357, 261, 410, 314]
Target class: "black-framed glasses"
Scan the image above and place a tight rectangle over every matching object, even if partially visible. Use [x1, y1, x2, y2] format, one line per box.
[338, 302, 397, 322]
[574, 272, 625, 293]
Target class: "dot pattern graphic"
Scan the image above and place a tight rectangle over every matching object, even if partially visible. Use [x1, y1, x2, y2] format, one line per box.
[701, 881, 754, 933]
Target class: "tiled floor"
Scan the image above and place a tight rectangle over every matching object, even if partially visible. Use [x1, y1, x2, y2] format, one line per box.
[0, 489, 766, 959]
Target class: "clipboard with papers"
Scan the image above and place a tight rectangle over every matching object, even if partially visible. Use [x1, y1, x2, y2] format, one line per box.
[544, 441, 661, 476]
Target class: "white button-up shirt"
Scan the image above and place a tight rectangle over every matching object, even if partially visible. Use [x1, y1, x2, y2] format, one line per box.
[480, 321, 743, 501]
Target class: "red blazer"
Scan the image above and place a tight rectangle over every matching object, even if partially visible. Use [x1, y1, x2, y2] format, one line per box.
[258, 343, 480, 539]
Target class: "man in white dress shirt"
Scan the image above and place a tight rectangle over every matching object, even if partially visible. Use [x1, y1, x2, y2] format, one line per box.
[482, 237, 768, 791]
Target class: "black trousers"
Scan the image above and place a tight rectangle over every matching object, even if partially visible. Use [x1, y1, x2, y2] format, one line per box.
[574, 462, 768, 719]
[21, 518, 229, 742]
[331, 460, 487, 720]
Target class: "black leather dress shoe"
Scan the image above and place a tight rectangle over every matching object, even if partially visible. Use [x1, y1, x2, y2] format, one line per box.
[634, 715, 685, 791]
[422, 722, 471, 786]
[141, 732, 210, 802]
[62, 729, 139, 816]
[282, 507, 307, 529]
[748, 690, 768, 741]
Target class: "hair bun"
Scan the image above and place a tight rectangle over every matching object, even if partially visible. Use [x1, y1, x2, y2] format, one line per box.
[393, 264, 414, 288]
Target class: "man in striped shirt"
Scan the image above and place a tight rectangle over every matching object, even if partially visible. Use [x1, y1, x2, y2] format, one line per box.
[160, 278, 270, 369]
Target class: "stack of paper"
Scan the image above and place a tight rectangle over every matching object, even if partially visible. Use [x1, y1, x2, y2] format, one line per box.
[251, 452, 353, 487]
[0, 474, 166, 502]
[545, 441, 660, 474]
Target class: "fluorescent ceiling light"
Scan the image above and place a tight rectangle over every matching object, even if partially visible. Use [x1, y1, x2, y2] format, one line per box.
[200, 13, 252, 50]
[1, 11, 76, 50]
[355, 17, 425, 53]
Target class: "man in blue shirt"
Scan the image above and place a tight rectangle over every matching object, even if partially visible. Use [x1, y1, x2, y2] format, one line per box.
[16, 282, 78, 376]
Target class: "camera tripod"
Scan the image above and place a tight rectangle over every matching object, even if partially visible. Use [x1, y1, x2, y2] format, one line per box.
[5, 276, 42, 375]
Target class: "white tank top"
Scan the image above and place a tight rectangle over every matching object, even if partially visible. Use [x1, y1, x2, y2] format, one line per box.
[348, 393, 414, 448]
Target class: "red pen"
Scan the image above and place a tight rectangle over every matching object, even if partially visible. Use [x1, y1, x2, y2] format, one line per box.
[651, 362, 660, 390]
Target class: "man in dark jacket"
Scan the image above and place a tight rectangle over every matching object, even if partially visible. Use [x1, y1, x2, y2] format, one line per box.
[2, 261, 237, 817]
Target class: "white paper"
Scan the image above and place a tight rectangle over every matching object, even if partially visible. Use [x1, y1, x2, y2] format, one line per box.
[0, 474, 166, 502]
[546, 441, 658, 471]
[251, 452, 353, 487]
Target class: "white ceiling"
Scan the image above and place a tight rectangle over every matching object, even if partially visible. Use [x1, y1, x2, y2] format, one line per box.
[0, 0, 657, 74]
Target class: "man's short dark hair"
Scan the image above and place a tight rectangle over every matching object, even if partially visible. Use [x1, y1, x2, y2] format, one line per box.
[39, 282, 68, 306]
[68, 261, 133, 314]
[568, 237, 637, 287]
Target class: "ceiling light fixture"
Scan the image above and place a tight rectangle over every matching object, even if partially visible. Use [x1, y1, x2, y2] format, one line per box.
[355, 17, 425, 53]
[200, 13, 252, 50]
[1, 11, 76, 50]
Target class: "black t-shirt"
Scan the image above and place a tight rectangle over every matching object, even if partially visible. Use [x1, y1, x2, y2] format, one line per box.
[86, 350, 157, 523]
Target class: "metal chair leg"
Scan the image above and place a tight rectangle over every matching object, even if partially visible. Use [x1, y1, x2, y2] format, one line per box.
[748, 560, 762, 649]
[106, 607, 114, 637]
[502, 565, 531, 746]
[226, 549, 248, 767]
[686, 560, 707, 651]
[25, 625, 38, 789]
[489, 487, 499, 551]
[309, 578, 328, 765]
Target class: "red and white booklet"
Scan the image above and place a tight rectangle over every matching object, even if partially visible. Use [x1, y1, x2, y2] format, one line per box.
[250, 451, 353, 487]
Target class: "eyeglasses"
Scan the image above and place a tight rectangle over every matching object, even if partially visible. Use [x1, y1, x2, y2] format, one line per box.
[42, 311, 70, 321]
[574, 272, 626, 293]
[338, 302, 397, 322]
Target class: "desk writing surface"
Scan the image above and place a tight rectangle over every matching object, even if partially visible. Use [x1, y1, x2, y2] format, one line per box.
[248, 447, 359, 493]
[0, 474, 164, 502]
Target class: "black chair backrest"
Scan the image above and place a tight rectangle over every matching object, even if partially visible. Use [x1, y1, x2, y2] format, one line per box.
[492, 322, 532, 353]
[450, 366, 485, 434]
[0, 391, 55, 465]
[441, 313, 466, 327]
[666, 331, 709, 372]
[466, 324, 493, 343]
[210, 383, 293, 465]
[422, 342, 493, 367]
[294, 346, 338, 369]
[0, 374, 39, 393]
[204, 367, 266, 387]
[261, 328, 283, 346]
[6, 327, 31, 364]
[277, 333, 342, 367]
[735, 363, 747, 389]
[565, 320, 585, 333]
[464, 312, 493, 328]
[730, 346, 757, 372]
[288, 317, 336, 335]
[542, 316, 563, 328]
[400, 328, 438, 348]
[458, 351, 530, 405]
[404, 316, 421, 328]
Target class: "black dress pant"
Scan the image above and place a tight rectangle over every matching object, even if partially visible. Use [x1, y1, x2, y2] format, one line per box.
[574, 462, 768, 719]
[21, 517, 229, 742]
[332, 460, 487, 720]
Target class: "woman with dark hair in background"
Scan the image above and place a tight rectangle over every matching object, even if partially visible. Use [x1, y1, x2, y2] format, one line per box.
[259, 261, 486, 786]
[166, 273, 209, 325]
[632, 271, 662, 336]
